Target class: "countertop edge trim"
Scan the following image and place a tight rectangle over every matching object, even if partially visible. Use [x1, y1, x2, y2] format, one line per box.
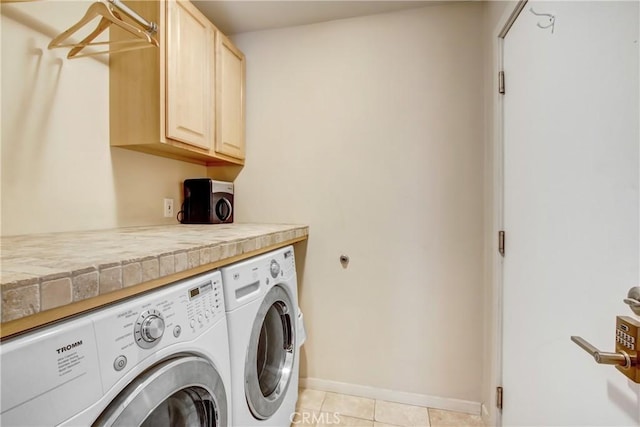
[0, 236, 307, 340]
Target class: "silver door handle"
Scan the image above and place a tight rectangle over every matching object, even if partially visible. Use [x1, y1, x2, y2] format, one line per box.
[571, 336, 631, 367]
[624, 286, 640, 315]
[623, 298, 640, 308]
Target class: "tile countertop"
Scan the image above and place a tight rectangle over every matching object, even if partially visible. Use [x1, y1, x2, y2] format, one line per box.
[0, 223, 308, 336]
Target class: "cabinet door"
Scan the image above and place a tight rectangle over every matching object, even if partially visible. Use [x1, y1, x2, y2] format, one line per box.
[216, 35, 245, 160]
[165, 0, 214, 150]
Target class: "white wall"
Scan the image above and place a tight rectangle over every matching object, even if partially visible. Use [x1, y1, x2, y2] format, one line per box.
[0, 1, 206, 236]
[233, 2, 485, 407]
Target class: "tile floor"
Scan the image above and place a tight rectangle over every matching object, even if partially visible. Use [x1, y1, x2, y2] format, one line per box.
[292, 389, 484, 427]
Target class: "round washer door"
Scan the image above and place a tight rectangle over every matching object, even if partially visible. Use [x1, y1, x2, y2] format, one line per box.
[245, 285, 296, 420]
[94, 355, 227, 427]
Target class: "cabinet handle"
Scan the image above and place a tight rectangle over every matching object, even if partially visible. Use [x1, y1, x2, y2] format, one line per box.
[571, 336, 630, 367]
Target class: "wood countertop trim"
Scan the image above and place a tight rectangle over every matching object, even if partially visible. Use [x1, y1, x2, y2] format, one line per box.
[0, 236, 306, 340]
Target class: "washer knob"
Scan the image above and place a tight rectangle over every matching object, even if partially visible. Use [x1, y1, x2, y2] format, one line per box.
[142, 315, 165, 342]
[134, 309, 165, 348]
[270, 260, 280, 278]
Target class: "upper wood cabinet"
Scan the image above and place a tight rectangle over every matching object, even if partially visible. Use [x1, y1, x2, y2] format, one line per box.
[165, 0, 214, 150]
[217, 34, 245, 160]
[110, 0, 245, 166]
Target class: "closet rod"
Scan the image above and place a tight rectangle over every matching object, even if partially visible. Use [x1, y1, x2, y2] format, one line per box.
[107, 0, 157, 34]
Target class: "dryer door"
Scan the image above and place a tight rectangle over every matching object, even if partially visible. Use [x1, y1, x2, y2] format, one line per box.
[245, 285, 296, 419]
[94, 356, 227, 427]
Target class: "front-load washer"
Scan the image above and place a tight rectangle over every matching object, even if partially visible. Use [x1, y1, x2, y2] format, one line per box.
[221, 245, 304, 426]
[0, 270, 232, 427]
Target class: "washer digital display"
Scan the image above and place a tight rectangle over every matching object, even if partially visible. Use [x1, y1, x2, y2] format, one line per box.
[189, 281, 213, 300]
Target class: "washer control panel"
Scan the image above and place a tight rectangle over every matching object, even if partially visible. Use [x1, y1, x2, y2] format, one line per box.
[91, 270, 225, 394]
[186, 277, 223, 332]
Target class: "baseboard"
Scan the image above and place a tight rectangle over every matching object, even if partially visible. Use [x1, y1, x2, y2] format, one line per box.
[299, 378, 482, 416]
[481, 403, 491, 426]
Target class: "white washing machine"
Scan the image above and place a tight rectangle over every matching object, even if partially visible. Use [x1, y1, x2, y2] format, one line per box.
[0, 270, 232, 426]
[221, 245, 305, 426]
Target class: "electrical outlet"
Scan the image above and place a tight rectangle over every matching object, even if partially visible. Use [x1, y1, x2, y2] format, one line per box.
[163, 198, 174, 218]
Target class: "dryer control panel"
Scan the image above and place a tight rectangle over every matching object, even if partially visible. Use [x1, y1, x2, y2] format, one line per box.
[91, 270, 225, 394]
[281, 247, 296, 276]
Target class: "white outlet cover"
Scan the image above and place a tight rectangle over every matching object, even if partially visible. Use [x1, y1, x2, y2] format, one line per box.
[163, 199, 174, 217]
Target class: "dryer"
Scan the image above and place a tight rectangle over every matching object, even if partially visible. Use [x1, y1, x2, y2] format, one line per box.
[221, 246, 304, 426]
[0, 270, 231, 427]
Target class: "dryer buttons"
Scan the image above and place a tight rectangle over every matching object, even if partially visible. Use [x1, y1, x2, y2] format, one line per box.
[113, 355, 127, 371]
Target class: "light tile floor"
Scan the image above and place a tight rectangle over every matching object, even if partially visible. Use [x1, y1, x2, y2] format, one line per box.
[292, 389, 484, 427]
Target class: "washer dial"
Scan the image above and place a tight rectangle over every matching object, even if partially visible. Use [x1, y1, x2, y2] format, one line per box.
[134, 309, 165, 349]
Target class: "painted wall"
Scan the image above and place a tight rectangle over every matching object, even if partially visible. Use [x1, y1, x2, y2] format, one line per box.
[232, 2, 485, 407]
[0, 1, 206, 236]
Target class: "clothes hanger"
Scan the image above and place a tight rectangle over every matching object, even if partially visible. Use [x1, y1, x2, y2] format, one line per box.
[65, 10, 155, 59]
[66, 15, 113, 58]
[48, 1, 158, 59]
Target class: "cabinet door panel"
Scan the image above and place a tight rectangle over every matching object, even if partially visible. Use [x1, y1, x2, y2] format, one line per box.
[217, 36, 245, 159]
[166, 0, 213, 150]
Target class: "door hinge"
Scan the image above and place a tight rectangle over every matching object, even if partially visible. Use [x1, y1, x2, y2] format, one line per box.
[498, 71, 505, 94]
[498, 230, 505, 257]
[497, 386, 503, 410]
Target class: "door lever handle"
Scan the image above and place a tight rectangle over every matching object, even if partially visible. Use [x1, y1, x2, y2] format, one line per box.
[571, 336, 631, 367]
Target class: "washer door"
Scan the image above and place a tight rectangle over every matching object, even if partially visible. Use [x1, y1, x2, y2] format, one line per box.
[245, 286, 296, 420]
[94, 356, 227, 427]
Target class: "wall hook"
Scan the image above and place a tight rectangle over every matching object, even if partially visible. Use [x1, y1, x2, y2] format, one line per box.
[530, 7, 556, 34]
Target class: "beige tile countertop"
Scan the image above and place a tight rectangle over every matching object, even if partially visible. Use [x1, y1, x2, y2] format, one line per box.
[0, 223, 308, 338]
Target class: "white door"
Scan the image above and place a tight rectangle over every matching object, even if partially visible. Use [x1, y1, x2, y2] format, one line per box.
[502, 1, 639, 425]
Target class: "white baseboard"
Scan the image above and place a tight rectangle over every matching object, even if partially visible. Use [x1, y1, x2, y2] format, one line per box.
[481, 403, 491, 426]
[299, 378, 481, 416]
